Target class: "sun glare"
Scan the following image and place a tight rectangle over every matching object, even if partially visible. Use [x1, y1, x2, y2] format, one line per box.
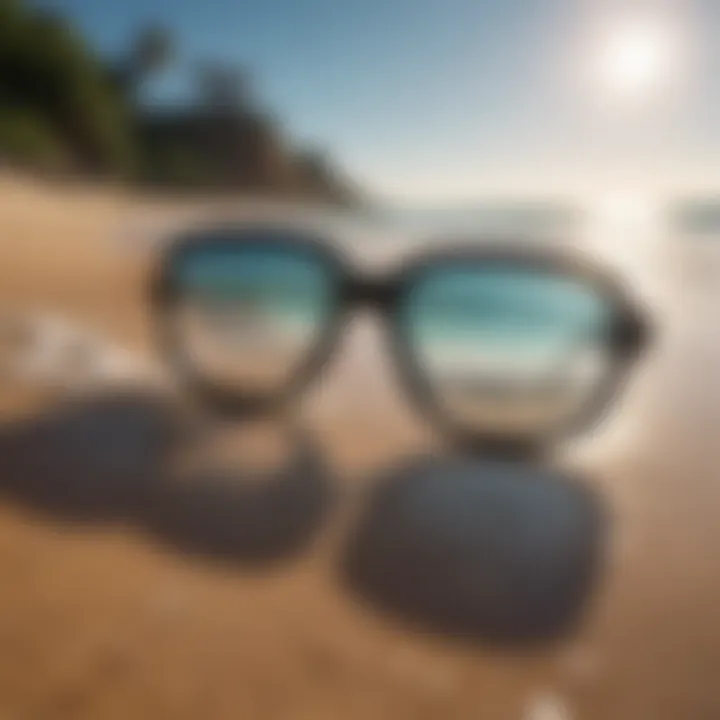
[595, 21, 675, 102]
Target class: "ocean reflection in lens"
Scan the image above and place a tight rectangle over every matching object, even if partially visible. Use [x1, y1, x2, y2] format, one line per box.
[173, 244, 333, 393]
[405, 265, 614, 435]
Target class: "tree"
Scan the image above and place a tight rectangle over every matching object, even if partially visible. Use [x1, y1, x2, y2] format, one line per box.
[195, 63, 251, 111]
[0, 0, 133, 174]
[123, 25, 174, 100]
[133, 25, 173, 75]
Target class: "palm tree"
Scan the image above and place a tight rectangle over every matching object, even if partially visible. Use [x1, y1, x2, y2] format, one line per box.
[118, 24, 174, 102]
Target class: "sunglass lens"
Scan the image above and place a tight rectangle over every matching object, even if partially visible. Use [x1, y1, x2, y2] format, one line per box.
[169, 237, 336, 395]
[403, 263, 616, 436]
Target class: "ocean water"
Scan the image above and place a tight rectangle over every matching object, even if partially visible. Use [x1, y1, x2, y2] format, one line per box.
[364, 201, 583, 238]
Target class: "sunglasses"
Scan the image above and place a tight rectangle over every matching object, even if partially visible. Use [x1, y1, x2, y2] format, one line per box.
[151, 225, 649, 456]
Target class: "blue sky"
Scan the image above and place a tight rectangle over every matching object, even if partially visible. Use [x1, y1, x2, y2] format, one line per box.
[39, 0, 720, 200]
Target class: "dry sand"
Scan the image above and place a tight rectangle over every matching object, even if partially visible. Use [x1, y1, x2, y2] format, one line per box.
[1, 173, 720, 719]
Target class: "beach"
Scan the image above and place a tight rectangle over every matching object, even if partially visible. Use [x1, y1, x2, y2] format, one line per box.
[1, 175, 720, 719]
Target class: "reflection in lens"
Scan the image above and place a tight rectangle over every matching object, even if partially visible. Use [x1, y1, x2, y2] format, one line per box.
[404, 265, 614, 435]
[171, 244, 333, 393]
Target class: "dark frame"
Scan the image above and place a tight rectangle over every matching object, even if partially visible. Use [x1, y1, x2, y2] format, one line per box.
[150, 223, 650, 458]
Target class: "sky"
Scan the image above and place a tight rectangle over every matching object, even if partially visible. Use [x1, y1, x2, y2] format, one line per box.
[38, 0, 720, 201]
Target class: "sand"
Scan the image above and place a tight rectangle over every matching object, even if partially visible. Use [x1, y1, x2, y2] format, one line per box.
[1, 172, 720, 719]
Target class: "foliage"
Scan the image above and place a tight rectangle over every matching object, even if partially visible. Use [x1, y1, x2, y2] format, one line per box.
[139, 141, 211, 188]
[0, 108, 68, 170]
[111, 24, 174, 102]
[195, 63, 251, 111]
[0, 0, 134, 174]
[0, 0, 355, 202]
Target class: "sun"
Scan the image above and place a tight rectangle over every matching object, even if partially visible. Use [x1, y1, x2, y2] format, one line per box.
[594, 21, 675, 102]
